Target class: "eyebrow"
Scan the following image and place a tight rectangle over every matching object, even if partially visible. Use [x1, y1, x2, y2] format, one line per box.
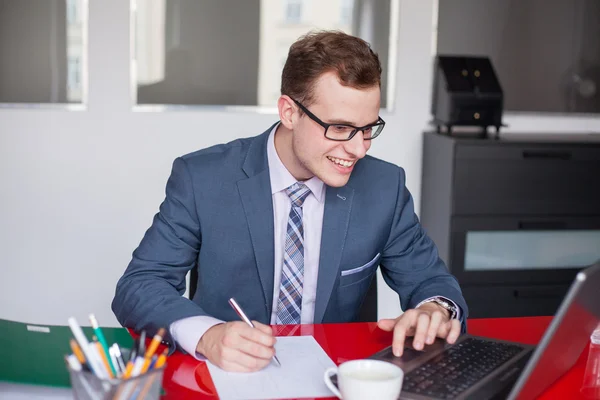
[326, 118, 380, 127]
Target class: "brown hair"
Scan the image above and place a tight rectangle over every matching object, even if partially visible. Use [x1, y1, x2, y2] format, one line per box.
[280, 30, 382, 106]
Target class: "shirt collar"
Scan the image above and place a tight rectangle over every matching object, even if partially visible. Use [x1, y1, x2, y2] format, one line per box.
[267, 123, 326, 203]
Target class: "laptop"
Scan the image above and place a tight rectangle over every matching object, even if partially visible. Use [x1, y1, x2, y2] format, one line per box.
[368, 261, 600, 400]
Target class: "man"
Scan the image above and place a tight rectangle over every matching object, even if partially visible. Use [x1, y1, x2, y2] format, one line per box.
[112, 31, 468, 372]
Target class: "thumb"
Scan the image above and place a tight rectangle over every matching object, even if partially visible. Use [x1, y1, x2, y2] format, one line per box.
[377, 318, 397, 332]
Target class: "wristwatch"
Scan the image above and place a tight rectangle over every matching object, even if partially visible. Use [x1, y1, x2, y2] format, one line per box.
[418, 297, 458, 320]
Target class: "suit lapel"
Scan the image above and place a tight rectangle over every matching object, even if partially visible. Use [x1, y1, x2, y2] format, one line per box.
[313, 185, 354, 323]
[237, 129, 276, 320]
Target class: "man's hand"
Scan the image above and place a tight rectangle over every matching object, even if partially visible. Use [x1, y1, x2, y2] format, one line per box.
[377, 302, 461, 357]
[196, 321, 276, 372]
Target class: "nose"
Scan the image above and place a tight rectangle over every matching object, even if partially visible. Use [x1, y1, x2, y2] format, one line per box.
[343, 130, 369, 159]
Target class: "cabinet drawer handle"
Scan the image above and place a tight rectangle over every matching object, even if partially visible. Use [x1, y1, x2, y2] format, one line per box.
[522, 150, 571, 160]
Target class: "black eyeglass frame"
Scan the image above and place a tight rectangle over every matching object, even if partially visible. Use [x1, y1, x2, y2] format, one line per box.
[291, 98, 386, 142]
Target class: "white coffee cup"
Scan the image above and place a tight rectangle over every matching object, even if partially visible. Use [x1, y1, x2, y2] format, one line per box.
[323, 359, 404, 400]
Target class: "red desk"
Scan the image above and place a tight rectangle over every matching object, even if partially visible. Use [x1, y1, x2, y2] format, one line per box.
[157, 316, 590, 399]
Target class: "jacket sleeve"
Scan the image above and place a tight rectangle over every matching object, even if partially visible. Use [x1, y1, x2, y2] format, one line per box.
[112, 157, 210, 348]
[379, 167, 469, 332]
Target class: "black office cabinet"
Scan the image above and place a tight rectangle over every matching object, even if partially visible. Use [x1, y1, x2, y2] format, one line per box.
[420, 131, 600, 318]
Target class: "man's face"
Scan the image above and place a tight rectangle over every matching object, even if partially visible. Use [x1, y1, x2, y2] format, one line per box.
[290, 72, 381, 187]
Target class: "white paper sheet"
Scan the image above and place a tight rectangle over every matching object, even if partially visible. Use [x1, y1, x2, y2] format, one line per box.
[206, 335, 336, 400]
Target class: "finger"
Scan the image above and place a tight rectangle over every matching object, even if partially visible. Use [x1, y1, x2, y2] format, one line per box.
[238, 324, 276, 347]
[377, 318, 397, 332]
[437, 319, 451, 338]
[425, 311, 444, 344]
[392, 312, 417, 357]
[446, 319, 462, 344]
[412, 312, 431, 350]
[222, 348, 270, 372]
[236, 336, 276, 360]
[252, 320, 274, 336]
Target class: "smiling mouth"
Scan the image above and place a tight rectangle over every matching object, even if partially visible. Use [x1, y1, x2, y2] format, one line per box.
[327, 156, 355, 168]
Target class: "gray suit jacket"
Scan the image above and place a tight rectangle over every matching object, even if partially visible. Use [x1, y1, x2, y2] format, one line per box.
[112, 124, 468, 347]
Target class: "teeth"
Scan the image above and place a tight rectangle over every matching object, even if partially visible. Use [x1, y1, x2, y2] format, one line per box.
[327, 156, 354, 167]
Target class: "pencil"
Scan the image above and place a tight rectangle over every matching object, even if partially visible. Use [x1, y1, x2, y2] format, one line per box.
[123, 359, 135, 379]
[155, 349, 168, 368]
[70, 338, 87, 365]
[144, 328, 166, 359]
[140, 357, 152, 375]
[95, 341, 114, 379]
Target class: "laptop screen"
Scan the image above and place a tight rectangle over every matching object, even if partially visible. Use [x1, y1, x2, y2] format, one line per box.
[509, 261, 600, 399]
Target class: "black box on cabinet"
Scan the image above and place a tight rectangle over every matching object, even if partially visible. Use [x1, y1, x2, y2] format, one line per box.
[431, 56, 504, 134]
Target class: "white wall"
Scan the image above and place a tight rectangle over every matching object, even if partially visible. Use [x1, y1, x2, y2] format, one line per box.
[1, 0, 599, 328]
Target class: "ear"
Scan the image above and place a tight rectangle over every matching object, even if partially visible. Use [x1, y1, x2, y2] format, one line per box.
[278, 95, 297, 129]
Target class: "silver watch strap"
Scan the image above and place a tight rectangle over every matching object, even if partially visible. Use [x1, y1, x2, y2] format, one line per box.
[416, 297, 458, 319]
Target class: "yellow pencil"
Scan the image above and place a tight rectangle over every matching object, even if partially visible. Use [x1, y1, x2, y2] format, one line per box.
[95, 342, 114, 379]
[140, 357, 152, 374]
[144, 328, 166, 359]
[70, 338, 86, 365]
[155, 349, 168, 368]
[123, 359, 135, 379]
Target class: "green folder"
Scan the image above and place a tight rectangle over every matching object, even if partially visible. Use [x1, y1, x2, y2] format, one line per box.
[0, 318, 133, 387]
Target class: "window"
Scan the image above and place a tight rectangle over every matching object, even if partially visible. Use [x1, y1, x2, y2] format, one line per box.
[133, 0, 396, 109]
[67, 0, 79, 24]
[67, 56, 81, 89]
[340, 0, 354, 26]
[436, 0, 600, 114]
[285, 0, 303, 23]
[0, 0, 86, 105]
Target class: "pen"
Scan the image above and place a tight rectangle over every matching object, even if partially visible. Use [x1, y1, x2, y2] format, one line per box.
[130, 356, 146, 377]
[138, 330, 147, 358]
[112, 343, 127, 374]
[148, 355, 158, 370]
[130, 338, 139, 362]
[228, 297, 281, 367]
[67, 317, 106, 378]
[108, 346, 122, 377]
[89, 314, 118, 377]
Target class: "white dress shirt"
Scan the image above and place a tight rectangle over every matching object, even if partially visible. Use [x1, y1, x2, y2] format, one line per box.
[169, 124, 459, 359]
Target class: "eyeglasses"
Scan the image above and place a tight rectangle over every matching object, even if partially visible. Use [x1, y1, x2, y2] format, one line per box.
[291, 98, 385, 142]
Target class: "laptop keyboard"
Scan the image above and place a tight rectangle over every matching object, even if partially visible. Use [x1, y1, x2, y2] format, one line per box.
[402, 338, 525, 399]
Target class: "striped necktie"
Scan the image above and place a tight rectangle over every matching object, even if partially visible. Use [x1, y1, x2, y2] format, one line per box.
[276, 182, 311, 325]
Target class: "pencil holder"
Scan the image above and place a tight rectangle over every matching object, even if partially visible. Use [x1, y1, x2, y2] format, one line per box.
[68, 364, 164, 400]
